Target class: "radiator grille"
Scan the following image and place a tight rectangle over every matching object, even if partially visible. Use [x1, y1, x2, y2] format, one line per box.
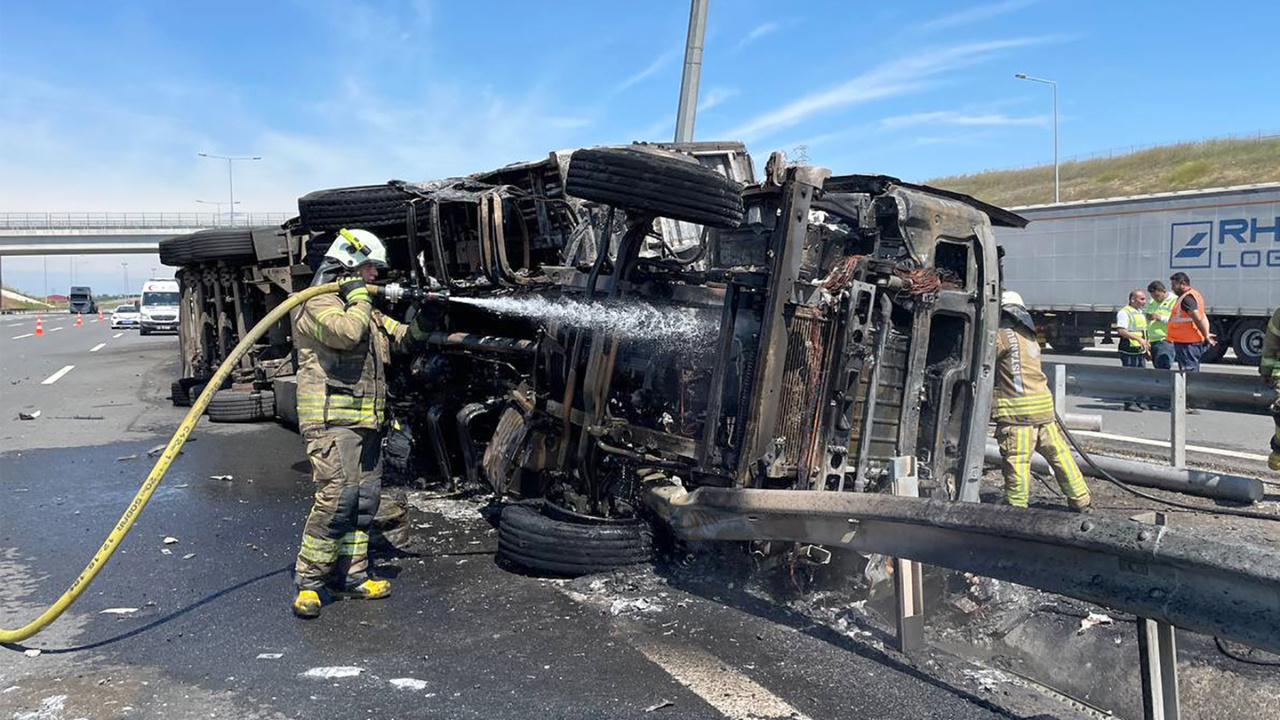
[773, 308, 834, 471]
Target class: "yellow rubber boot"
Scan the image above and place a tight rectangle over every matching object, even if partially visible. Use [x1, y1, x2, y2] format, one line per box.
[335, 579, 391, 600]
[1269, 452, 1280, 472]
[292, 589, 322, 619]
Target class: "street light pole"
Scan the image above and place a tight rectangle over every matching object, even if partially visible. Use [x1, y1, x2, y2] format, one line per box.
[196, 199, 240, 226]
[674, 0, 710, 143]
[1014, 73, 1059, 203]
[121, 262, 129, 297]
[197, 153, 261, 226]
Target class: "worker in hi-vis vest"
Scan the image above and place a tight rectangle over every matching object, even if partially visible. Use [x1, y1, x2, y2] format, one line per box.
[992, 291, 1093, 512]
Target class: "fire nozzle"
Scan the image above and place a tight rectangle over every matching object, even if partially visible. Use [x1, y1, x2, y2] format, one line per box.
[372, 283, 450, 305]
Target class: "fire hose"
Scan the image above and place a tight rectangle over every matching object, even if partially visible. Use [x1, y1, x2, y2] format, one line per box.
[0, 281, 444, 644]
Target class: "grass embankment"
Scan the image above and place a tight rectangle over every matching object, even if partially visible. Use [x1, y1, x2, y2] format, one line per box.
[928, 135, 1280, 208]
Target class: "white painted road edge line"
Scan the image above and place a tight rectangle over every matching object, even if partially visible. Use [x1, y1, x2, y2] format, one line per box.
[90, 342, 107, 353]
[41, 365, 75, 385]
[632, 639, 811, 720]
[112, 332, 124, 339]
[49, 327, 64, 333]
[1075, 429, 1270, 463]
[11, 333, 33, 340]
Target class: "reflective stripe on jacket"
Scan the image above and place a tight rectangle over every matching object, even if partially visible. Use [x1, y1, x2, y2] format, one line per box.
[292, 293, 410, 436]
[1168, 288, 1207, 343]
[1116, 305, 1148, 355]
[1143, 295, 1176, 342]
[993, 326, 1056, 425]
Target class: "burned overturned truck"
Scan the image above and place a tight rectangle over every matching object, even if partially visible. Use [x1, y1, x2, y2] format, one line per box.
[161, 143, 1025, 574]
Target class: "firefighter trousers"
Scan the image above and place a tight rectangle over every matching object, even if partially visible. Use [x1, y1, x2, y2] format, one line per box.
[294, 426, 384, 591]
[995, 422, 1092, 510]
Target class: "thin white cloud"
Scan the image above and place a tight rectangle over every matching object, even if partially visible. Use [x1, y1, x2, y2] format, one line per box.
[697, 87, 740, 113]
[914, 0, 1041, 34]
[734, 21, 781, 52]
[615, 49, 681, 94]
[723, 38, 1050, 142]
[880, 110, 1050, 129]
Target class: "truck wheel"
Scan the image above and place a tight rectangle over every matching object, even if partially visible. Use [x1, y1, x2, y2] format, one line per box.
[158, 236, 191, 266]
[297, 185, 415, 234]
[186, 229, 257, 263]
[497, 502, 652, 577]
[565, 147, 744, 229]
[207, 390, 275, 423]
[1049, 337, 1086, 354]
[170, 381, 191, 407]
[1231, 319, 1266, 366]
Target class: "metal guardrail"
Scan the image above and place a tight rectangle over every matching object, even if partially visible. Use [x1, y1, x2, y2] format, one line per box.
[0, 212, 292, 230]
[649, 486, 1280, 654]
[1054, 363, 1277, 415]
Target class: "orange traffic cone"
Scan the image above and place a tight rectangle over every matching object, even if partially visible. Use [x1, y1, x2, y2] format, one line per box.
[35, 316, 44, 336]
[97, 310, 104, 323]
[75, 313, 83, 328]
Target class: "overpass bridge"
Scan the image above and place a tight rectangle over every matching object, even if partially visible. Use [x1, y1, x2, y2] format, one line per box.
[0, 212, 292, 256]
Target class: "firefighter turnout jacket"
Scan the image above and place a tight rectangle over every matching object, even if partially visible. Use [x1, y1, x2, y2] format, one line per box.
[994, 324, 1056, 425]
[292, 291, 415, 436]
[1262, 307, 1280, 381]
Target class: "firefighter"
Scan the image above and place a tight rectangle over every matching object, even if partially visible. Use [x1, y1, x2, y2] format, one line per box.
[1261, 306, 1280, 471]
[993, 291, 1093, 512]
[290, 228, 435, 619]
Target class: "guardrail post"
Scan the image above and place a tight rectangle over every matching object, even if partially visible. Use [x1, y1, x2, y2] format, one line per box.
[1053, 364, 1067, 415]
[1135, 511, 1180, 720]
[891, 456, 925, 654]
[1170, 373, 1186, 468]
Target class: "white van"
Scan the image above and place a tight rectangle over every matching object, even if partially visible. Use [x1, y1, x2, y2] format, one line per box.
[139, 279, 180, 336]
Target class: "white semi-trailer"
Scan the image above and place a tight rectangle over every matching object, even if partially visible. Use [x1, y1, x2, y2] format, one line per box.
[996, 182, 1280, 364]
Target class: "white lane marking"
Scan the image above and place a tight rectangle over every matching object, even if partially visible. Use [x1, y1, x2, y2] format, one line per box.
[11, 333, 33, 339]
[90, 342, 107, 353]
[1074, 430, 1270, 462]
[633, 639, 811, 720]
[41, 365, 75, 385]
[113, 332, 124, 339]
[49, 327, 64, 332]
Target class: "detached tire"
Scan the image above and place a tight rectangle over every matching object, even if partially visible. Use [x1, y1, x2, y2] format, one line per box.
[565, 147, 744, 229]
[297, 185, 414, 234]
[158, 235, 190, 266]
[170, 381, 191, 407]
[186, 228, 257, 263]
[497, 503, 652, 577]
[207, 389, 275, 423]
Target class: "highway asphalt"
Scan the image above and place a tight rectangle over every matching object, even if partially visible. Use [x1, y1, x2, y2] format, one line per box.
[1, 325, 1099, 719]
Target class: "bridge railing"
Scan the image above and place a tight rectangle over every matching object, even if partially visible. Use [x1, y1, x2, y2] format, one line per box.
[0, 212, 293, 230]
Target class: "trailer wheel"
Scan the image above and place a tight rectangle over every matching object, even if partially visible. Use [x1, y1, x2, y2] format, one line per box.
[186, 229, 258, 263]
[297, 185, 415, 234]
[158, 235, 191, 266]
[497, 502, 652, 576]
[565, 147, 744, 229]
[1231, 319, 1266, 366]
[207, 390, 275, 423]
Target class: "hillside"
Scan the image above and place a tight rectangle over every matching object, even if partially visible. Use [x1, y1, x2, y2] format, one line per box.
[1, 286, 54, 311]
[927, 134, 1280, 208]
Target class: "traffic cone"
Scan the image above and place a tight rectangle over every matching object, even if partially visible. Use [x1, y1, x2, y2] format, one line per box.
[34, 316, 43, 336]
[97, 310, 104, 323]
[75, 313, 83, 328]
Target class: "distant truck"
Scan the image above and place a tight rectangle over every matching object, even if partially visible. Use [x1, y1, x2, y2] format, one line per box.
[139, 279, 180, 335]
[996, 183, 1280, 364]
[68, 286, 97, 315]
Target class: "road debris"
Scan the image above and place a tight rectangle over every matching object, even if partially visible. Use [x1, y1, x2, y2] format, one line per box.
[99, 608, 138, 615]
[210, 474, 233, 482]
[609, 597, 665, 616]
[17, 410, 40, 420]
[163, 536, 179, 544]
[182, 553, 195, 560]
[147, 444, 179, 457]
[1078, 612, 1115, 634]
[302, 666, 364, 679]
[24, 649, 41, 658]
[645, 699, 675, 712]
[256, 653, 284, 660]
[116, 454, 137, 461]
[389, 678, 429, 690]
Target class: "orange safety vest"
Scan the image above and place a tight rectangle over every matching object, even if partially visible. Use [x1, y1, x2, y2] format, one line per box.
[1167, 288, 1207, 343]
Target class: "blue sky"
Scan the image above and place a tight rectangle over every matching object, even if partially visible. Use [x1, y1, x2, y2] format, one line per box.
[2, 0, 1277, 294]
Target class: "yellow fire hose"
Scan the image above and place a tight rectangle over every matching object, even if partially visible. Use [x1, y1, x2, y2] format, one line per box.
[0, 282, 340, 644]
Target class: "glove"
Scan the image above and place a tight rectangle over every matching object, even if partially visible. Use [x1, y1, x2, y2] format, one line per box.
[338, 276, 370, 305]
[410, 299, 444, 340]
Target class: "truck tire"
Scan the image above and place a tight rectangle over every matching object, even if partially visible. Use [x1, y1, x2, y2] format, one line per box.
[170, 381, 191, 407]
[297, 185, 415, 234]
[207, 390, 275, 423]
[565, 147, 744, 230]
[1231, 318, 1266, 366]
[186, 228, 257, 263]
[497, 502, 652, 576]
[158, 235, 191, 266]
